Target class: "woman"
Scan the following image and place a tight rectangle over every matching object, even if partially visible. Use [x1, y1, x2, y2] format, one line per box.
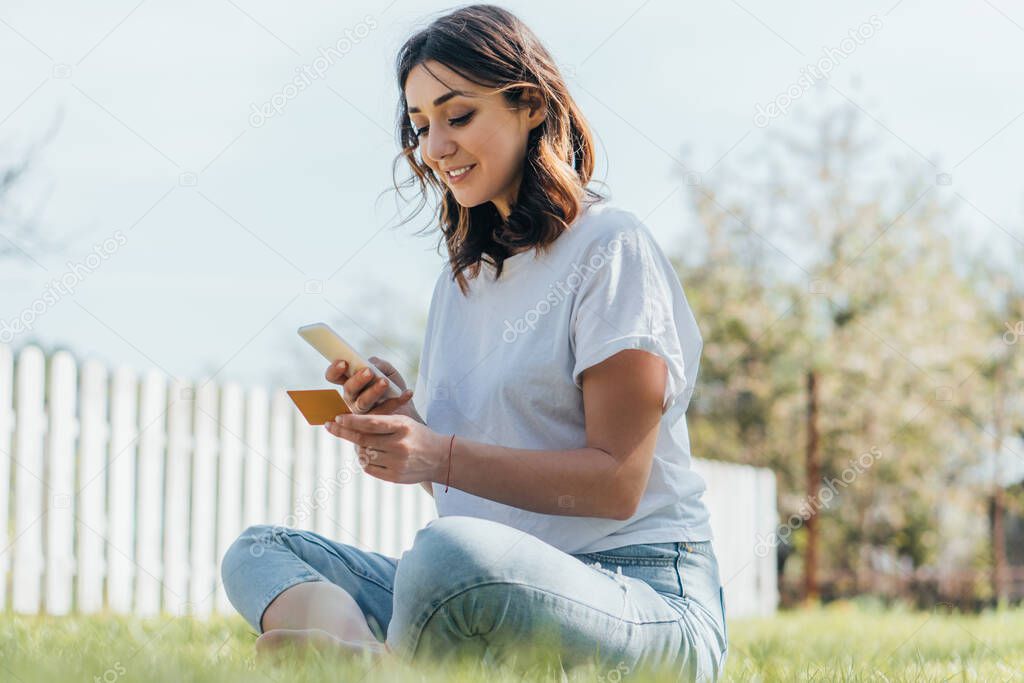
[222, 4, 728, 680]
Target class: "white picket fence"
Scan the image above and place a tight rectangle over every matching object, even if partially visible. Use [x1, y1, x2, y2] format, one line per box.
[693, 458, 778, 617]
[0, 343, 777, 619]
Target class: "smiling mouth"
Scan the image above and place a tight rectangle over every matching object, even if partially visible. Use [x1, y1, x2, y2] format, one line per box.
[445, 164, 476, 183]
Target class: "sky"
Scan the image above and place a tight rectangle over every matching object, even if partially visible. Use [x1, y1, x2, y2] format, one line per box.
[1, 0, 1022, 393]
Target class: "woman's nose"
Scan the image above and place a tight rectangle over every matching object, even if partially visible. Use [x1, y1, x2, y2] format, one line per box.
[424, 129, 456, 165]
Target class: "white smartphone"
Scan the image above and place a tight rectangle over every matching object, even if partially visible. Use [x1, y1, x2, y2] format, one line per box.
[297, 322, 404, 404]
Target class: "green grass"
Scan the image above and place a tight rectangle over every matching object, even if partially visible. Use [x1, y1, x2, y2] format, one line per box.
[1, 602, 1022, 682]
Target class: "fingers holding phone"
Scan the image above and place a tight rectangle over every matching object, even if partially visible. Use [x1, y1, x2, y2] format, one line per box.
[326, 357, 413, 415]
[297, 323, 417, 418]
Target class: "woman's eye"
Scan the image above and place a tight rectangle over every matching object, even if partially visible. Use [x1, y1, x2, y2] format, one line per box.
[413, 112, 474, 137]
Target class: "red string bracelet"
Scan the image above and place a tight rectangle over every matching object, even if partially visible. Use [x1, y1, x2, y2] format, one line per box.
[444, 433, 456, 492]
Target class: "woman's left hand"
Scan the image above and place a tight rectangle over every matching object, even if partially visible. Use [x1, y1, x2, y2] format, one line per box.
[325, 413, 447, 485]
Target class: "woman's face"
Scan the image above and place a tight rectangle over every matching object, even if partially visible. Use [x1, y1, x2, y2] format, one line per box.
[404, 60, 545, 220]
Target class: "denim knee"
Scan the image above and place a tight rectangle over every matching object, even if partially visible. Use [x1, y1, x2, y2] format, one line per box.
[387, 516, 565, 664]
[220, 524, 277, 594]
[404, 516, 503, 580]
[391, 517, 511, 621]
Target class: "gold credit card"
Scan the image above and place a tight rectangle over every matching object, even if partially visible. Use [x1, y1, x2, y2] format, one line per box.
[286, 389, 351, 425]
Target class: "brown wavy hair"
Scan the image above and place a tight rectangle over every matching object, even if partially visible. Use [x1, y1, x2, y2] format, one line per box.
[389, 4, 606, 296]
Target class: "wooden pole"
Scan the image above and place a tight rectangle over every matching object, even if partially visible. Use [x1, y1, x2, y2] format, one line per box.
[805, 369, 820, 603]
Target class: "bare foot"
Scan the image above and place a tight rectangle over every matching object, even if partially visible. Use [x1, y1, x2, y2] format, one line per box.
[255, 628, 389, 663]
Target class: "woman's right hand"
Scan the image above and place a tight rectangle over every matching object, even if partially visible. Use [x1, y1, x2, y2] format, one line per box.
[325, 357, 421, 421]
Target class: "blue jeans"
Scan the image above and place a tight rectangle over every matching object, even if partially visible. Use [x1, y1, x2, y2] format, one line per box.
[221, 515, 729, 681]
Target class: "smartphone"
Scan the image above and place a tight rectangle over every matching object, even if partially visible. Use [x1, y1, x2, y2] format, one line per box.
[297, 322, 404, 406]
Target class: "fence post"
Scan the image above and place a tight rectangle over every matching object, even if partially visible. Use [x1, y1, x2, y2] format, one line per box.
[336, 441, 359, 545]
[45, 351, 77, 615]
[163, 379, 192, 613]
[13, 345, 46, 613]
[314, 427, 338, 538]
[107, 365, 139, 614]
[758, 467, 780, 614]
[190, 380, 218, 616]
[76, 359, 109, 614]
[267, 390, 293, 527]
[136, 369, 167, 616]
[242, 387, 269, 529]
[0, 344, 14, 611]
[358, 461, 377, 550]
[292, 410, 314, 532]
[215, 382, 244, 614]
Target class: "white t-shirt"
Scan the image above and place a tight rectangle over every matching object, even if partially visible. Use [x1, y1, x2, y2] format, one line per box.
[413, 199, 712, 554]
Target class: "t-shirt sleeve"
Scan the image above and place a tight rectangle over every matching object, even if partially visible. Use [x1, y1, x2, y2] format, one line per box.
[569, 215, 702, 420]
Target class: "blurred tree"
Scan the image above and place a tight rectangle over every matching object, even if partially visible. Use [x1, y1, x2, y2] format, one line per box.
[963, 244, 1024, 607]
[0, 155, 43, 264]
[0, 116, 61, 265]
[671, 100, 992, 603]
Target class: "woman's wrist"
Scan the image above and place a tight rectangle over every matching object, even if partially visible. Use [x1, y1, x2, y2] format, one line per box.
[443, 433, 456, 491]
[430, 431, 457, 487]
